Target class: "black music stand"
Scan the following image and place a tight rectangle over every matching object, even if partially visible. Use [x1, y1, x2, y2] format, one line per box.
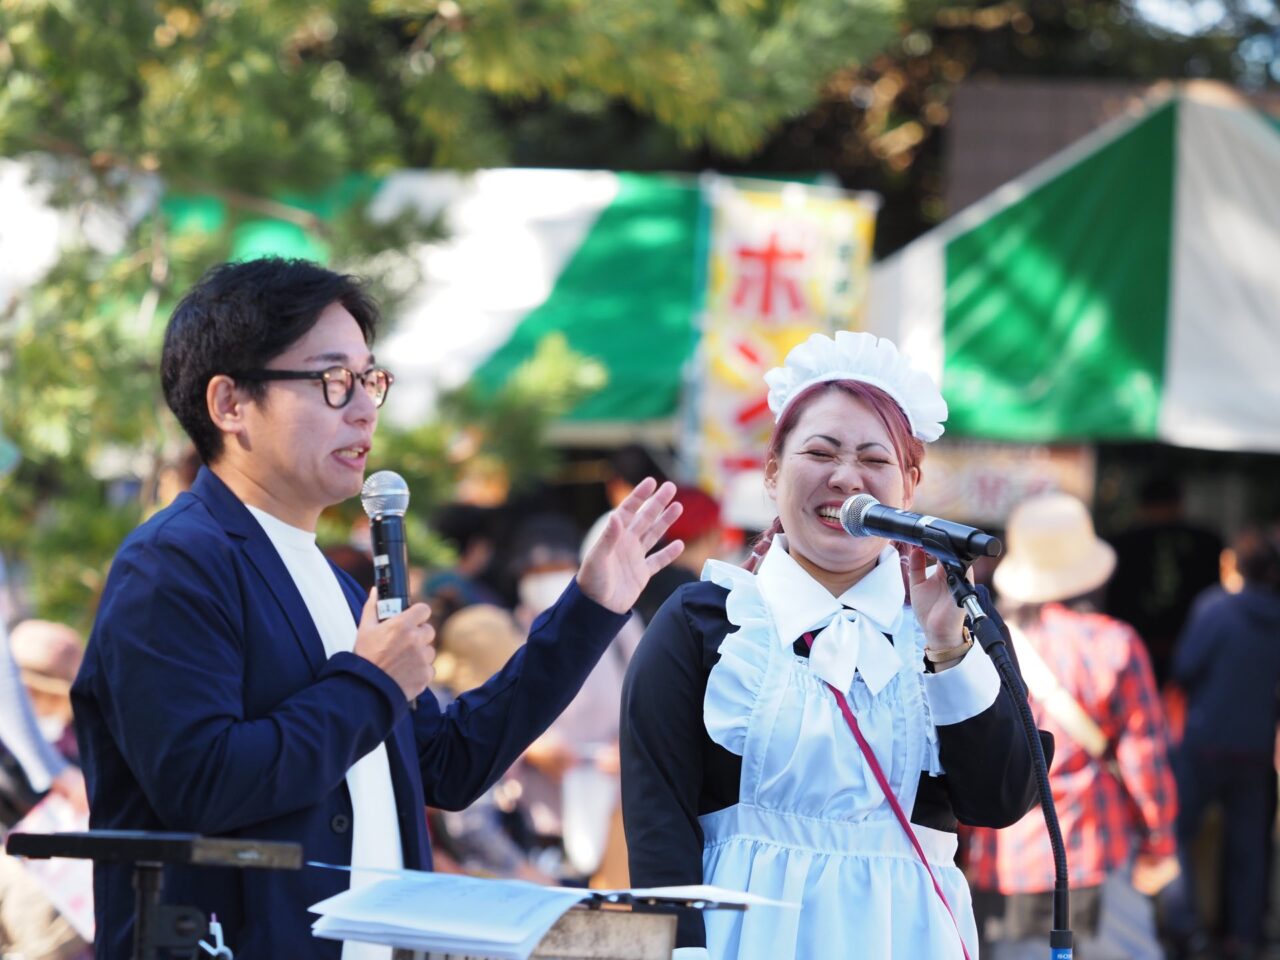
[5, 830, 301, 960]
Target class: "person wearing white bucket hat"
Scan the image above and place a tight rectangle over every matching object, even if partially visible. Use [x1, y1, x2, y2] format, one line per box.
[966, 492, 1178, 960]
[990, 493, 1117, 606]
[622, 331, 1049, 960]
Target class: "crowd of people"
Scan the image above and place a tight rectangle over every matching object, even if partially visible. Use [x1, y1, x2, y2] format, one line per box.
[0, 257, 1277, 960]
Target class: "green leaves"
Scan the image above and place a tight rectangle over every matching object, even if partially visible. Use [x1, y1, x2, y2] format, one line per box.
[1, 0, 912, 174]
[0, 0, 917, 624]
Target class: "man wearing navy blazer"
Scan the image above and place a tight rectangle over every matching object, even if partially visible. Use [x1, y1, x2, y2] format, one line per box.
[71, 258, 685, 959]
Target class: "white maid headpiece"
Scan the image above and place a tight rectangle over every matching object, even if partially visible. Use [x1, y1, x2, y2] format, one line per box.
[763, 331, 947, 442]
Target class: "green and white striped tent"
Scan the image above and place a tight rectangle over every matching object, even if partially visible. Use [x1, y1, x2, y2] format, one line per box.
[0, 165, 707, 439]
[867, 85, 1280, 453]
[372, 170, 703, 437]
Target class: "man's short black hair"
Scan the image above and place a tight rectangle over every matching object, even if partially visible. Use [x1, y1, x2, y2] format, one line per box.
[161, 258, 380, 463]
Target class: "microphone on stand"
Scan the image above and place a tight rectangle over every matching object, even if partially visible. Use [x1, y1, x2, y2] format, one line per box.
[839, 494, 1002, 561]
[843, 494, 1069, 952]
[361, 470, 416, 709]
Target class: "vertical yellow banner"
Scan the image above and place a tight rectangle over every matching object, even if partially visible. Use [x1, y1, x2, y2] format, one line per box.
[689, 177, 878, 517]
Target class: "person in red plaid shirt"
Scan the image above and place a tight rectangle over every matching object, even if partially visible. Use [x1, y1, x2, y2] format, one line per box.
[964, 493, 1179, 960]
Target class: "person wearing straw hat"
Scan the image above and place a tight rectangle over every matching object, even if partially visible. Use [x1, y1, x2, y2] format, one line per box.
[622, 331, 1048, 960]
[965, 492, 1178, 960]
[9, 620, 84, 757]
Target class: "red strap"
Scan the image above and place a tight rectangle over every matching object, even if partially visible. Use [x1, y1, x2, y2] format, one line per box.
[803, 632, 972, 960]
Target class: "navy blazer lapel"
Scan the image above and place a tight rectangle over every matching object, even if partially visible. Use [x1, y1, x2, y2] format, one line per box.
[190, 467, 327, 675]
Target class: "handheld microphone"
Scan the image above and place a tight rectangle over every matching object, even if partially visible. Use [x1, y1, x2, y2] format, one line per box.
[361, 471, 411, 621]
[839, 494, 1002, 561]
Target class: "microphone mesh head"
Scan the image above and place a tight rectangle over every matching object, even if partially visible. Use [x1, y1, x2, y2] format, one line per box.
[361, 470, 410, 518]
[839, 494, 879, 537]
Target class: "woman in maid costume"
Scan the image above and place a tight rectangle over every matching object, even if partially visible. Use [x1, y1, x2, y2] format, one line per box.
[620, 331, 1049, 960]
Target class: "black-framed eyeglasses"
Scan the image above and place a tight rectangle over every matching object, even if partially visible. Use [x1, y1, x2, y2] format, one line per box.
[232, 366, 394, 409]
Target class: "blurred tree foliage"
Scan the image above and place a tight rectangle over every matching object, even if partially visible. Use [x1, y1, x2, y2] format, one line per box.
[0, 0, 928, 626]
[498, 0, 1279, 251]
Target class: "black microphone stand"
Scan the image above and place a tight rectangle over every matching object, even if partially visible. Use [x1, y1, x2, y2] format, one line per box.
[931, 549, 1074, 960]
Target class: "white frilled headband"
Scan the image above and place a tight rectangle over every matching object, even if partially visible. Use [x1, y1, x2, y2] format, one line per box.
[763, 331, 948, 442]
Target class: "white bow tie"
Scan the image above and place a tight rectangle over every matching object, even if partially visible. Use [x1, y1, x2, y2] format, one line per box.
[807, 607, 903, 697]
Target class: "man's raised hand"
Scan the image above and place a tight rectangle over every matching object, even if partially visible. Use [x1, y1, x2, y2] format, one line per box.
[577, 477, 683, 614]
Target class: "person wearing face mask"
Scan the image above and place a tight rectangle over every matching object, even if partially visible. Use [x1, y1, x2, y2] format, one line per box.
[507, 517, 643, 882]
[511, 519, 584, 634]
[621, 331, 1050, 960]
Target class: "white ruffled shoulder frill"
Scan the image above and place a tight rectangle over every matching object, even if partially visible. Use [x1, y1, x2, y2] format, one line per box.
[700, 558, 773, 756]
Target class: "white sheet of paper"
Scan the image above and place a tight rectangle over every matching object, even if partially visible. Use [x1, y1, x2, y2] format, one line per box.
[307, 868, 799, 958]
[309, 872, 588, 958]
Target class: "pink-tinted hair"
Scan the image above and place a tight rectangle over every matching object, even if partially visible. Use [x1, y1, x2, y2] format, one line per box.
[743, 379, 925, 573]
